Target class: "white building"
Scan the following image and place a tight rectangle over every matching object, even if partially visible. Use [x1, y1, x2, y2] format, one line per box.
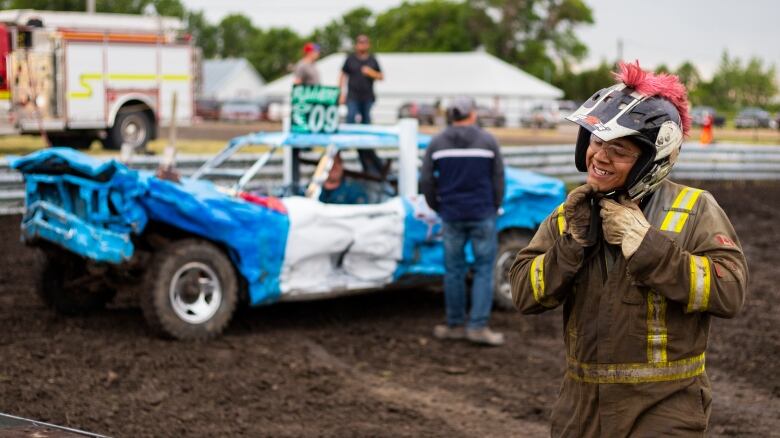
[201, 58, 265, 102]
[260, 51, 564, 126]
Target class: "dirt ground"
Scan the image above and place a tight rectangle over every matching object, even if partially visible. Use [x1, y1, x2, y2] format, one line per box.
[0, 180, 779, 437]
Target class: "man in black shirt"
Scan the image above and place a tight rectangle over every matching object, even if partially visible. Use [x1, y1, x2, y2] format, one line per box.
[338, 34, 383, 124]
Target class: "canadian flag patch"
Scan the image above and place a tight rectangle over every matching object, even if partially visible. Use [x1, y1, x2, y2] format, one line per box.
[715, 234, 736, 248]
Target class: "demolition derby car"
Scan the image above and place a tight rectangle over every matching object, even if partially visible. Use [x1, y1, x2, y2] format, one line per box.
[11, 122, 565, 340]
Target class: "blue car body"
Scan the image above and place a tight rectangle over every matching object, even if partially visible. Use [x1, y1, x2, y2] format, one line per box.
[12, 126, 565, 307]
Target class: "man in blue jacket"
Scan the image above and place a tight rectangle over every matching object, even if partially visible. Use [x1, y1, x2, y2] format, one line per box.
[421, 97, 505, 346]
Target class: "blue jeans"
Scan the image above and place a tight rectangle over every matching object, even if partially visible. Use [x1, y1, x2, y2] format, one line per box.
[346, 100, 373, 124]
[442, 216, 497, 329]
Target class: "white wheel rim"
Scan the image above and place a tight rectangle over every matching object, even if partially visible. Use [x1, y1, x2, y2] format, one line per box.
[495, 250, 514, 301]
[121, 115, 146, 148]
[169, 262, 222, 324]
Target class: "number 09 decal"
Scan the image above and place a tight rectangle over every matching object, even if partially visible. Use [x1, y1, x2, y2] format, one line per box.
[291, 85, 341, 134]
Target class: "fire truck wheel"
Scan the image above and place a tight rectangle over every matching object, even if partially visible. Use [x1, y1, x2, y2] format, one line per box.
[492, 229, 532, 310]
[104, 110, 151, 151]
[37, 250, 117, 315]
[141, 239, 238, 340]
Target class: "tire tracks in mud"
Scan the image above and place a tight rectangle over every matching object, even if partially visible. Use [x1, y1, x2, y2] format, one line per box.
[300, 337, 549, 437]
[708, 366, 780, 436]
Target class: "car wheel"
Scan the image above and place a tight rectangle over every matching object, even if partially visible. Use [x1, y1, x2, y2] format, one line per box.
[141, 239, 238, 340]
[492, 229, 533, 310]
[103, 110, 152, 151]
[37, 249, 116, 315]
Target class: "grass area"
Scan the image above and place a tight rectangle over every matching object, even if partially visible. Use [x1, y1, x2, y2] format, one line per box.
[0, 136, 268, 158]
[2, 125, 779, 159]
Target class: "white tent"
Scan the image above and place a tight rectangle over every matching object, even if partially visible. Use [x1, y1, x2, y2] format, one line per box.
[201, 58, 265, 102]
[261, 51, 564, 125]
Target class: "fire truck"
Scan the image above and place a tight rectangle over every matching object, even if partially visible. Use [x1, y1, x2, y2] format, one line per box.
[0, 9, 196, 150]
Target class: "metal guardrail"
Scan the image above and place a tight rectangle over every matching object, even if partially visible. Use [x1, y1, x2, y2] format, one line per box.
[2, 142, 780, 215]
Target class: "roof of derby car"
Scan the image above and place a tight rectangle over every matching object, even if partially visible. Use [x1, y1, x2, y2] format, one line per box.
[225, 124, 432, 150]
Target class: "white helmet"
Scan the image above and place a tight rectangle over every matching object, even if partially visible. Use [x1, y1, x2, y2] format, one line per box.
[566, 62, 692, 200]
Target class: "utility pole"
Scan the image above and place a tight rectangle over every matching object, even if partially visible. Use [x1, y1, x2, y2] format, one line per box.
[86, 0, 95, 14]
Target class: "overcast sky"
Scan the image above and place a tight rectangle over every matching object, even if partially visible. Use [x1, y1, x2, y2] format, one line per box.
[181, 0, 779, 78]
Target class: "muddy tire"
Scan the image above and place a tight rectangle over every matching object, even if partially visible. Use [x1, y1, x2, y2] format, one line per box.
[141, 239, 238, 340]
[37, 250, 116, 315]
[492, 229, 533, 310]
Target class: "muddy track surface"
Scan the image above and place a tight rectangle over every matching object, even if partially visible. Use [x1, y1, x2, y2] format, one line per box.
[0, 180, 778, 437]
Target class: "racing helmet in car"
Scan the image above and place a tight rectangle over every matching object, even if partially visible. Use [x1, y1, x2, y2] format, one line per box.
[566, 61, 692, 200]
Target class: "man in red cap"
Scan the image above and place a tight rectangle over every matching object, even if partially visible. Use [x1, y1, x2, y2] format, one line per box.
[293, 42, 321, 85]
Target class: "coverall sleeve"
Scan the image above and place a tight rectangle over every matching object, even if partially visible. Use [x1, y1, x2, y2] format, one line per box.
[509, 210, 585, 314]
[420, 143, 439, 211]
[627, 192, 748, 318]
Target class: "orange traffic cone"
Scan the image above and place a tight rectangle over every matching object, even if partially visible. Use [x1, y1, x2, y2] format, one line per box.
[699, 114, 713, 145]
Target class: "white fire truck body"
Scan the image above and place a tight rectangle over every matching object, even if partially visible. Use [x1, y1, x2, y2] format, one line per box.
[0, 10, 195, 149]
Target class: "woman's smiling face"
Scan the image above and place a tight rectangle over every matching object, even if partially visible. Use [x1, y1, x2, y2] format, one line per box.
[585, 134, 642, 192]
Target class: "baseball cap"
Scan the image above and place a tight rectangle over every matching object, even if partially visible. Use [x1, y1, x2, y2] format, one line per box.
[303, 42, 320, 54]
[448, 96, 476, 121]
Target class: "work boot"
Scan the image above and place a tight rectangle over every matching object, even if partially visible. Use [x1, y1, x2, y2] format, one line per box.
[466, 327, 505, 346]
[433, 324, 466, 340]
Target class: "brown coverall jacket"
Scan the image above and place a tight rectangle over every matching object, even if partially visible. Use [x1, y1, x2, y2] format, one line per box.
[509, 180, 748, 437]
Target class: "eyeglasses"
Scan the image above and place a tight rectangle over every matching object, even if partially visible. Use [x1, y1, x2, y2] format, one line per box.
[589, 138, 640, 163]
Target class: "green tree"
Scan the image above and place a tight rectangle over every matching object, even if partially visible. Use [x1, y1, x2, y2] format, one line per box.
[675, 61, 702, 104]
[675, 61, 701, 91]
[371, 1, 491, 52]
[740, 57, 777, 107]
[309, 7, 372, 55]
[248, 27, 303, 81]
[5, 0, 185, 16]
[218, 14, 257, 58]
[473, 0, 594, 79]
[187, 10, 218, 58]
[699, 52, 778, 110]
[554, 61, 614, 101]
[654, 64, 671, 74]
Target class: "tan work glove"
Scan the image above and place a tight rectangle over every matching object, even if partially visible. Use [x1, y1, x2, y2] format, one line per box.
[599, 197, 650, 258]
[563, 184, 597, 246]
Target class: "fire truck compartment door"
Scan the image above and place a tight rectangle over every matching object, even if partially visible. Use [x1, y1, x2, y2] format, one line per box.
[66, 43, 105, 123]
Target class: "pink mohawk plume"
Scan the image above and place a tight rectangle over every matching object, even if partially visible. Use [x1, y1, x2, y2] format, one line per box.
[614, 61, 692, 136]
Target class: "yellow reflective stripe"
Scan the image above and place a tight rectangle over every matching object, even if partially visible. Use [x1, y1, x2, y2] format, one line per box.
[556, 203, 566, 236]
[687, 255, 711, 312]
[660, 188, 703, 233]
[646, 291, 668, 363]
[161, 74, 190, 81]
[0, 90, 9, 100]
[108, 73, 157, 81]
[567, 352, 705, 384]
[530, 254, 545, 303]
[68, 72, 191, 99]
[529, 254, 558, 308]
[68, 73, 103, 99]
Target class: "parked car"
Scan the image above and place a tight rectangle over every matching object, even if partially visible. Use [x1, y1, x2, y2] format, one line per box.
[734, 107, 772, 129]
[690, 106, 725, 127]
[476, 106, 506, 127]
[11, 124, 566, 340]
[195, 99, 220, 121]
[555, 100, 578, 122]
[398, 102, 438, 125]
[220, 100, 262, 122]
[520, 100, 577, 129]
[520, 105, 559, 129]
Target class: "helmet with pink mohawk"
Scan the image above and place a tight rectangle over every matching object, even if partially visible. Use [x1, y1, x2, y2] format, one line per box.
[566, 61, 691, 200]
